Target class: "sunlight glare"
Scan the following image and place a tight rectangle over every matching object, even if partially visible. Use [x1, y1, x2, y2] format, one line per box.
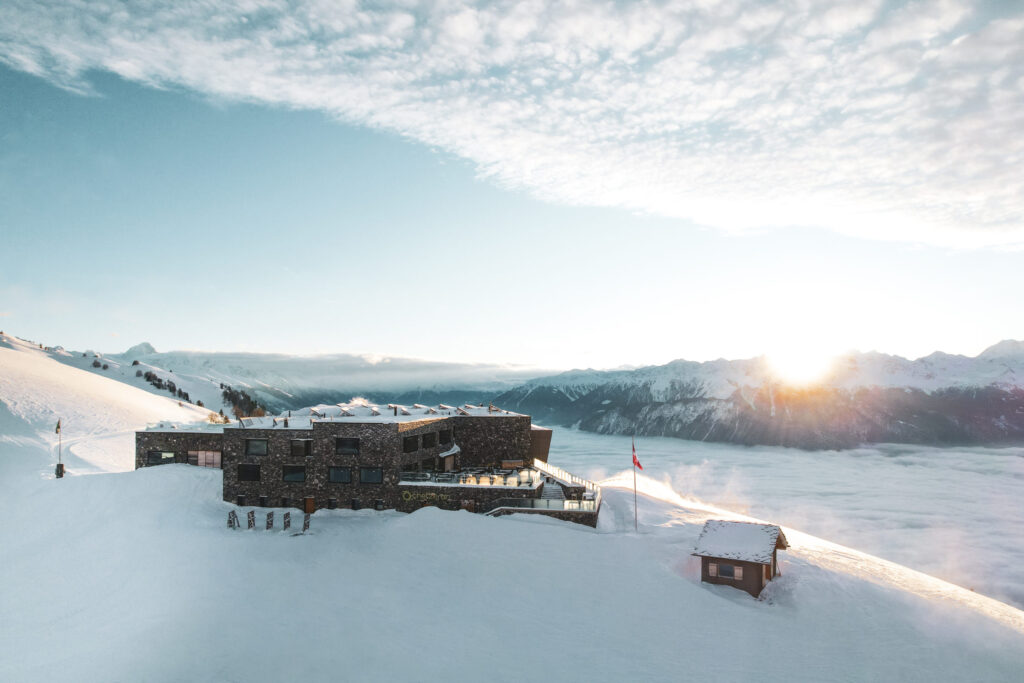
[766, 347, 837, 385]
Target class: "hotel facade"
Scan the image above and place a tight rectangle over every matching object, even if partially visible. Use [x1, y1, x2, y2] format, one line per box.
[135, 402, 600, 526]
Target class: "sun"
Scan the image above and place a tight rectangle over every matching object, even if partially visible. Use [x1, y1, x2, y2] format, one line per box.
[766, 347, 837, 385]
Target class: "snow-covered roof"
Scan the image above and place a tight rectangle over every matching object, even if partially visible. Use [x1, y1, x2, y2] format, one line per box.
[145, 402, 522, 432]
[692, 520, 788, 564]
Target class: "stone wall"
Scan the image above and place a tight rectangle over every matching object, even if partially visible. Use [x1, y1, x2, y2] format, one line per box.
[223, 422, 400, 510]
[220, 418, 468, 510]
[395, 482, 539, 513]
[454, 414, 532, 467]
[134, 431, 225, 469]
[136, 412, 543, 515]
[485, 507, 600, 528]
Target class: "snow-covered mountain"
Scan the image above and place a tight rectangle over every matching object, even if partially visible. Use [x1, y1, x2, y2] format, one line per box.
[11, 330, 1024, 448]
[495, 342, 1024, 448]
[3, 333, 546, 415]
[2, 330, 1023, 681]
[109, 344, 545, 412]
[0, 333, 215, 474]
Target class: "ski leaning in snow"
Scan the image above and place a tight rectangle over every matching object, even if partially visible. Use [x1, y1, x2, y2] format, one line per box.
[632, 437, 643, 532]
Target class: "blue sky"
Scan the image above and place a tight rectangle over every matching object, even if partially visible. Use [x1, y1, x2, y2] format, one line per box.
[1, 1, 1022, 369]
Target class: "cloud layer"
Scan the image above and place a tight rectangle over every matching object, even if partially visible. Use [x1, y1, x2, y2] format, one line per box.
[2, 0, 1022, 246]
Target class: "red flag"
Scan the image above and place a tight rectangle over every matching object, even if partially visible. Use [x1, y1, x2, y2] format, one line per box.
[632, 438, 643, 470]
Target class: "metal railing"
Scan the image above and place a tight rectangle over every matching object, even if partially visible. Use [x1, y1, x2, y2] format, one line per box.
[399, 469, 541, 488]
[532, 459, 601, 494]
[484, 488, 602, 514]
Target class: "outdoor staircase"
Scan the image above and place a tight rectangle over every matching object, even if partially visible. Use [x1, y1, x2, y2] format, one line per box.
[540, 479, 565, 500]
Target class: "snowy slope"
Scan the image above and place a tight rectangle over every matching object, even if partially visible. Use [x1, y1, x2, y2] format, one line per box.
[0, 464, 1022, 680]
[0, 333, 215, 474]
[1, 341, 1023, 681]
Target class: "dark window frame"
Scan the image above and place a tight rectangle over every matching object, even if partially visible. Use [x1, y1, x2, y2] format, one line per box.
[335, 437, 360, 456]
[146, 450, 175, 465]
[329, 466, 352, 484]
[282, 464, 306, 483]
[237, 463, 261, 481]
[290, 439, 313, 457]
[422, 432, 437, 448]
[402, 435, 419, 453]
[245, 438, 269, 456]
[439, 429, 452, 445]
[359, 467, 383, 484]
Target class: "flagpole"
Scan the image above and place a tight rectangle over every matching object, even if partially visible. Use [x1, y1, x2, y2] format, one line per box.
[633, 460, 638, 532]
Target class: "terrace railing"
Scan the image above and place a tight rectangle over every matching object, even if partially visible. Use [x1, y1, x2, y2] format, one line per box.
[532, 459, 601, 494]
[483, 488, 602, 515]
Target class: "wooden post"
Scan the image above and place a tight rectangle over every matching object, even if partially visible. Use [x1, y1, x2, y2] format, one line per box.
[302, 513, 310, 532]
[266, 511, 274, 530]
[283, 511, 291, 530]
[247, 510, 255, 529]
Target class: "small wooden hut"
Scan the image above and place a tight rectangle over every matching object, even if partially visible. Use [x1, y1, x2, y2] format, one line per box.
[692, 520, 789, 598]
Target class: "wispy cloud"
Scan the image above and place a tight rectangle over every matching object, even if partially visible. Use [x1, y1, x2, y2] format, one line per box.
[2, 1, 1022, 247]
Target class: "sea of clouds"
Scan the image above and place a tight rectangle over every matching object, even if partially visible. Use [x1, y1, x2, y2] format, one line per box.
[549, 429, 1024, 609]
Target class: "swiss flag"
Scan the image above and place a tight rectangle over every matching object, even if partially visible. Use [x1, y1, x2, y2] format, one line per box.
[632, 438, 643, 470]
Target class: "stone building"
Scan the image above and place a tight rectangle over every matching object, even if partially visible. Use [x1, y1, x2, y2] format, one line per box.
[135, 402, 601, 526]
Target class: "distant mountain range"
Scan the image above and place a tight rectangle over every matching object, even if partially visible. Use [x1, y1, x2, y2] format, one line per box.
[8, 331, 1024, 448]
[493, 341, 1024, 448]
[21, 338, 547, 416]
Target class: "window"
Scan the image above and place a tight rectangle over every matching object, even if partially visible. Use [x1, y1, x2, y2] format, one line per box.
[422, 432, 437, 448]
[439, 429, 452, 445]
[237, 464, 261, 481]
[403, 435, 419, 453]
[329, 467, 352, 484]
[187, 450, 221, 468]
[282, 465, 306, 482]
[245, 439, 268, 456]
[335, 437, 360, 455]
[360, 467, 383, 484]
[290, 439, 313, 457]
[716, 564, 743, 580]
[147, 451, 175, 465]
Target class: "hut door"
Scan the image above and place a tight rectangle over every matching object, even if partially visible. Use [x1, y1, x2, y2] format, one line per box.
[304, 497, 315, 514]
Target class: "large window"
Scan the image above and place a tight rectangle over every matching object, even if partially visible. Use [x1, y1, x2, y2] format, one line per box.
[402, 435, 419, 453]
[282, 465, 306, 482]
[147, 451, 175, 465]
[187, 450, 221, 468]
[422, 432, 437, 448]
[237, 464, 261, 481]
[329, 467, 352, 484]
[245, 439, 268, 456]
[360, 467, 383, 484]
[290, 439, 313, 457]
[439, 429, 452, 445]
[335, 437, 360, 456]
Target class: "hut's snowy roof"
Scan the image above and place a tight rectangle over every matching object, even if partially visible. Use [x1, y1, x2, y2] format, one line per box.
[692, 520, 789, 564]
